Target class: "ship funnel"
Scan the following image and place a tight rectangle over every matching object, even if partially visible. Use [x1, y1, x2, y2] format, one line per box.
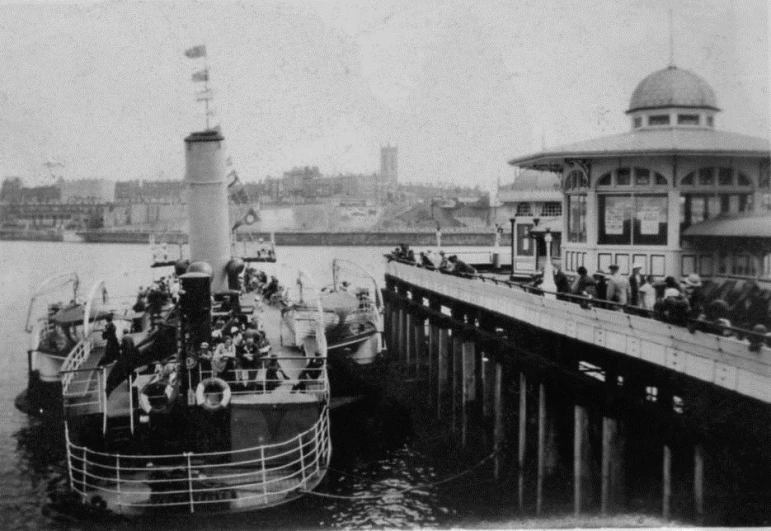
[184, 130, 231, 292]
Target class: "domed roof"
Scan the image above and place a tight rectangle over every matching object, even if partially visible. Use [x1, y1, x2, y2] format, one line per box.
[627, 66, 719, 113]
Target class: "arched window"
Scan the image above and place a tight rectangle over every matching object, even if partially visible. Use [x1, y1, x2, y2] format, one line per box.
[597, 173, 611, 186]
[679, 167, 755, 229]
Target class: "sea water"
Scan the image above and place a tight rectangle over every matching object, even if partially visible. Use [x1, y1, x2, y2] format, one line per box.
[0, 241, 508, 530]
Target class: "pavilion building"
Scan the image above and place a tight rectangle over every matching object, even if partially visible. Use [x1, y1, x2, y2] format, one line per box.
[509, 65, 771, 283]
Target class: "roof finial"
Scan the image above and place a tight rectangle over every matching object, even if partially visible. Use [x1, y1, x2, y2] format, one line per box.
[668, 9, 675, 67]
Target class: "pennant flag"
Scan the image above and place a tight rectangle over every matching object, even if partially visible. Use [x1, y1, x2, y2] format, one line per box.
[226, 169, 239, 188]
[184, 45, 206, 59]
[196, 89, 214, 101]
[191, 69, 209, 82]
[232, 207, 260, 231]
[231, 188, 250, 205]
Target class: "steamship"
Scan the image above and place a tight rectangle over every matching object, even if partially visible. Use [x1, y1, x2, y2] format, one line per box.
[42, 129, 331, 517]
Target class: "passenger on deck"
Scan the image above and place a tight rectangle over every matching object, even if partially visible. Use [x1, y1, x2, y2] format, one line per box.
[638, 275, 657, 311]
[438, 251, 451, 272]
[553, 263, 570, 296]
[450, 255, 477, 276]
[420, 252, 434, 268]
[571, 266, 596, 298]
[212, 336, 237, 379]
[695, 300, 733, 336]
[593, 271, 609, 308]
[263, 356, 290, 392]
[197, 342, 212, 371]
[292, 356, 324, 392]
[731, 281, 770, 330]
[100, 314, 120, 365]
[681, 274, 705, 319]
[656, 276, 690, 325]
[606, 264, 630, 308]
[629, 262, 645, 306]
[238, 336, 260, 387]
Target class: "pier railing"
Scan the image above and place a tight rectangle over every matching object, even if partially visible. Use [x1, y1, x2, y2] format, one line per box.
[386, 258, 771, 404]
[65, 408, 331, 514]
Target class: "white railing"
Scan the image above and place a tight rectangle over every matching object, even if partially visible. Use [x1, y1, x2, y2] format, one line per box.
[197, 356, 329, 400]
[65, 408, 331, 513]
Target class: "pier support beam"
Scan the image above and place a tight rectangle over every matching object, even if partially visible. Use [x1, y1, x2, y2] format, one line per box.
[518, 371, 527, 511]
[601, 416, 623, 514]
[428, 322, 439, 406]
[404, 312, 413, 371]
[452, 334, 463, 433]
[694, 443, 704, 523]
[461, 340, 475, 448]
[663, 443, 672, 520]
[397, 308, 406, 363]
[413, 316, 426, 379]
[493, 361, 503, 481]
[537, 381, 546, 516]
[436, 328, 449, 418]
[574, 404, 590, 516]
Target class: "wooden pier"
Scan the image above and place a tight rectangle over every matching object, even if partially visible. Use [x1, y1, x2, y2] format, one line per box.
[383, 259, 771, 524]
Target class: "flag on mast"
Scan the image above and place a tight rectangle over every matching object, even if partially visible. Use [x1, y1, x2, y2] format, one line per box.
[191, 69, 209, 82]
[232, 207, 260, 231]
[226, 169, 240, 188]
[184, 45, 207, 59]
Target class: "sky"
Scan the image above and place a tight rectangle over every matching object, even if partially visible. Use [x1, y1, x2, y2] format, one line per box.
[0, 0, 767, 189]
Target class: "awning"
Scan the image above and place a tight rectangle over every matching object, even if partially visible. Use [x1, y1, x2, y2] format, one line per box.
[682, 215, 771, 239]
[52, 304, 111, 325]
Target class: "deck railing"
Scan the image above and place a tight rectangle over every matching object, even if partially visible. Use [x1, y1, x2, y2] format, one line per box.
[387, 255, 771, 348]
[65, 408, 331, 514]
[196, 355, 329, 400]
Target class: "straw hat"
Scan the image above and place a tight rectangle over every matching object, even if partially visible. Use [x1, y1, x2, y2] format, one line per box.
[682, 273, 702, 288]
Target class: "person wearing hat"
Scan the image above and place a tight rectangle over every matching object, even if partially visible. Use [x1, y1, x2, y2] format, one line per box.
[438, 251, 450, 271]
[592, 271, 608, 305]
[681, 273, 705, 318]
[606, 264, 630, 308]
[629, 262, 645, 307]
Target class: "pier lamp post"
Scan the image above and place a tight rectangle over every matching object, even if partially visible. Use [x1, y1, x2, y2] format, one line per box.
[541, 228, 557, 299]
[509, 217, 516, 280]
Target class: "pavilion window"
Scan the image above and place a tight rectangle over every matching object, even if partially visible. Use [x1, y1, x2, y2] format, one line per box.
[634, 117, 642, 128]
[617, 168, 631, 186]
[649, 115, 670, 126]
[567, 194, 587, 243]
[738, 173, 752, 186]
[698, 167, 714, 186]
[541, 202, 562, 217]
[677, 114, 700, 125]
[598, 194, 668, 246]
[718, 167, 733, 186]
[516, 203, 532, 216]
[597, 173, 612, 186]
[707, 116, 714, 127]
[635, 168, 650, 186]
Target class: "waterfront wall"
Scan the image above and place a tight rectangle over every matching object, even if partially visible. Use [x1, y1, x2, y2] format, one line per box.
[51, 229, 511, 247]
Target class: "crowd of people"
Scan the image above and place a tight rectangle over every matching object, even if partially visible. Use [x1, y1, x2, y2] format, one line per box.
[536, 261, 771, 343]
[390, 244, 478, 276]
[392, 247, 771, 344]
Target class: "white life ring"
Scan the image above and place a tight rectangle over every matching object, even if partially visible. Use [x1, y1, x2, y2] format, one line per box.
[138, 379, 178, 414]
[195, 377, 232, 411]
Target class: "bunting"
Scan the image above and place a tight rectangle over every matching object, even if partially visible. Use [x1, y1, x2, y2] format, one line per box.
[184, 45, 207, 59]
[191, 69, 209, 82]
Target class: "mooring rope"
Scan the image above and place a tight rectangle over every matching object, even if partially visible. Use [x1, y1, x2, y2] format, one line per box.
[301, 451, 497, 500]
